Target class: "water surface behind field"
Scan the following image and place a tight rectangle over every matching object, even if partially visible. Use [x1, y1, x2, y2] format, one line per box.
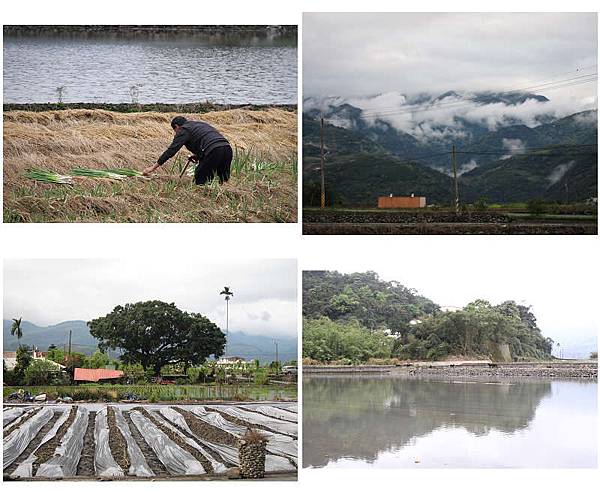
[303, 375, 597, 468]
[3, 35, 297, 104]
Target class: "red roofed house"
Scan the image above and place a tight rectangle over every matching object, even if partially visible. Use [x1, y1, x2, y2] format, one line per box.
[74, 368, 124, 384]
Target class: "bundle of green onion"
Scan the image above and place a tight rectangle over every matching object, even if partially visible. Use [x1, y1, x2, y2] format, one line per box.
[25, 169, 74, 184]
[105, 168, 144, 177]
[70, 168, 125, 180]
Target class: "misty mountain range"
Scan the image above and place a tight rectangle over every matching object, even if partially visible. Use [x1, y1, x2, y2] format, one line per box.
[303, 91, 597, 206]
[3, 319, 297, 363]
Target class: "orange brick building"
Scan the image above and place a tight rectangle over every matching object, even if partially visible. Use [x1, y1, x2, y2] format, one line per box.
[377, 196, 426, 208]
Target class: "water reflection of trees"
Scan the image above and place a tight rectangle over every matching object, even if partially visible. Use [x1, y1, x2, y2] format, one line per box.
[303, 376, 551, 468]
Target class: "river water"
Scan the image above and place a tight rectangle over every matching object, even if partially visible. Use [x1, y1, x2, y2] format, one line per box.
[3, 35, 297, 104]
[303, 375, 597, 468]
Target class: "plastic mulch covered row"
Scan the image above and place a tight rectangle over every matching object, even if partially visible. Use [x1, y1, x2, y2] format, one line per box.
[128, 409, 205, 476]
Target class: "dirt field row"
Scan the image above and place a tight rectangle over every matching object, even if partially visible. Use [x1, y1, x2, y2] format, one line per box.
[3, 403, 297, 480]
[3, 108, 297, 223]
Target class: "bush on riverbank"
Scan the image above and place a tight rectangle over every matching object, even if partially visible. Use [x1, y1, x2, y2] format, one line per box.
[303, 317, 393, 364]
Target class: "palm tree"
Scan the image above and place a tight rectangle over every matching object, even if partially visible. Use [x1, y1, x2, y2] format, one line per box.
[220, 287, 234, 356]
[11, 317, 23, 347]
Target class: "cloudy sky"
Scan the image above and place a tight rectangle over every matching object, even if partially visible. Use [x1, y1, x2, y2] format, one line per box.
[304, 12, 597, 98]
[3, 259, 297, 338]
[303, 237, 598, 352]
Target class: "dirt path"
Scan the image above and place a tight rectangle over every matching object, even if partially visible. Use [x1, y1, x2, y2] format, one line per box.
[121, 410, 169, 477]
[75, 411, 96, 477]
[107, 407, 130, 473]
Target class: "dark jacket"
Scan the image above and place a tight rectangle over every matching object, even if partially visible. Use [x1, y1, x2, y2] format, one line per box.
[157, 120, 230, 165]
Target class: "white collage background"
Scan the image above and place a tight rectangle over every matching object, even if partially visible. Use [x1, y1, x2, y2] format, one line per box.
[1, 1, 599, 491]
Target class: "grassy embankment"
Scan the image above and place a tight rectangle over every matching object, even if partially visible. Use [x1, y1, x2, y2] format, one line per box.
[3, 107, 297, 222]
[3, 383, 297, 402]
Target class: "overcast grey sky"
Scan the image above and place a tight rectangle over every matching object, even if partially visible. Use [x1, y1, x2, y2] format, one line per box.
[304, 12, 598, 101]
[3, 259, 297, 338]
[304, 237, 598, 349]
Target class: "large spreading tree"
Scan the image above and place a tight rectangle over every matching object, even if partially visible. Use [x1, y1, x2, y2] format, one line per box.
[88, 300, 226, 375]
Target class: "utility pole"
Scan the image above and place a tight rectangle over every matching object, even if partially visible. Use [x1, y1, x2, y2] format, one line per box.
[67, 330, 72, 361]
[452, 145, 459, 213]
[273, 339, 279, 371]
[320, 115, 325, 208]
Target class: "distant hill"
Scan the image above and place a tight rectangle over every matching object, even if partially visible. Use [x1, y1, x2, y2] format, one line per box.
[303, 90, 560, 172]
[460, 144, 598, 203]
[3, 319, 296, 363]
[2, 319, 96, 353]
[303, 116, 454, 207]
[303, 108, 597, 206]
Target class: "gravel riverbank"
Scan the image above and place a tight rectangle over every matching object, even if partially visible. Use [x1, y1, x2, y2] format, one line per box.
[406, 362, 597, 380]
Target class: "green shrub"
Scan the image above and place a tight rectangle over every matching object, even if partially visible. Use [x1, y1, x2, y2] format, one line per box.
[474, 197, 489, 211]
[527, 198, 547, 215]
[23, 360, 61, 385]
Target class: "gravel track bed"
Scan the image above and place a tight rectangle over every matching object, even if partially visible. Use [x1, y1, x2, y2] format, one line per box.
[32, 406, 78, 474]
[106, 407, 130, 473]
[4, 410, 60, 475]
[3, 408, 42, 438]
[133, 407, 213, 474]
[75, 411, 96, 476]
[122, 410, 169, 477]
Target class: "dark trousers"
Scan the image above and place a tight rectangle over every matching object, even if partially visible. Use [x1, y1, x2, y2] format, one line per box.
[194, 145, 233, 185]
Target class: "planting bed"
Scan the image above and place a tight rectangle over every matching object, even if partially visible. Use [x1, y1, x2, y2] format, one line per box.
[3, 402, 297, 480]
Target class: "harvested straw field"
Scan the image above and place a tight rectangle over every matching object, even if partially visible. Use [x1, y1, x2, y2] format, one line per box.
[3, 402, 298, 480]
[3, 108, 297, 222]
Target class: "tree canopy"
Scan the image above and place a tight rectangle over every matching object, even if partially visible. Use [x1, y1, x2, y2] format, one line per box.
[88, 300, 226, 375]
[303, 271, 438, 332]
[303, 271, 553, 362]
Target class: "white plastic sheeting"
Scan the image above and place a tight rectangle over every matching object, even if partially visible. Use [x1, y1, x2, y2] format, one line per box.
[209, 405, 298, 437]
[112, 407, 154, 477]
[247, 405, 298, 423]
[11, 407, 70, 478]
[186, 406, 297, 462]
[129, 410, 205, 476]
[151, 408, 228, 473]
[3, 407, 54, 469]
[3, 406, 31, 427]
[36, 406, 89, 478]
[272, 403, 298, 413]
[94, 409, 124, 477]
[265, 454, 296, 472]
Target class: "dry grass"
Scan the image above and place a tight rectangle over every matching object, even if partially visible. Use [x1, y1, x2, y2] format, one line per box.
[3, 108, 297, 222]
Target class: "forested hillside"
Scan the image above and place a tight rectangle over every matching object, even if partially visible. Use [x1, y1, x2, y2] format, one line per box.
[303, 271, 553, 363]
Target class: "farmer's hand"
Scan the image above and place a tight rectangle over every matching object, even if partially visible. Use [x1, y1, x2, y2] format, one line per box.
[143, 163, 160, 176]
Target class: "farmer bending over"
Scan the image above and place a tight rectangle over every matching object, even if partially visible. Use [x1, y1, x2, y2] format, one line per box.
[143, 116, 233, 184]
